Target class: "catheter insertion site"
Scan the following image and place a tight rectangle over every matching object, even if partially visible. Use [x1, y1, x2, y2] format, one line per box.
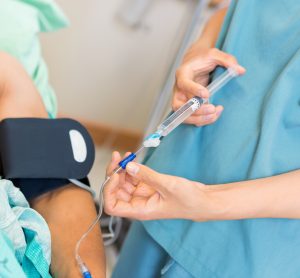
[75, 67, 238, 277]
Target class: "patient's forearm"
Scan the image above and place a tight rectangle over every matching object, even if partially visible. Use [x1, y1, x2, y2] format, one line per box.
[31, 185, 105, 278]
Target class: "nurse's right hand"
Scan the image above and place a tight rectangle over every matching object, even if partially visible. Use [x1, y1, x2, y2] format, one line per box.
[103, 152, 221, 221]
[173, 46, 245, 126]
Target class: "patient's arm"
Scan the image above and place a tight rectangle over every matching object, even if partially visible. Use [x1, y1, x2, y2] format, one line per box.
[0, 52, 105, 278]
[31, 185, 105, 278]
[0, 52, 48, 119]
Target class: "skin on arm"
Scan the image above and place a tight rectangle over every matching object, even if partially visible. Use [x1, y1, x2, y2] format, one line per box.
[31, 185, 105, 278]
[193, 7, 228, 50]
[0, 52, 48, 119]
[0, 52, 105, 277]
[104, 153, 300, 222]
[209, 170, 300, 220]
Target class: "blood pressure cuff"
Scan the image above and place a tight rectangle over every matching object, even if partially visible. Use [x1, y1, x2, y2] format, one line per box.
[11, 177, 90, 200]
[0, 118, 95, 199]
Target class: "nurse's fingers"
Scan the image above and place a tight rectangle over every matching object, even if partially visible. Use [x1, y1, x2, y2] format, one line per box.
[208, 48, 246, 74]
[185, 105, 223, 126]
[105, 195, 161, 220]
[174, 49, 245, 101]
[106, 152, 134, 200]
[172, 92, 187, 111]
[125, 163, 172, 196]
[115, 188, 132, 202]
[106, 151, 121, 176]
[192, 104, 216, 116]
[117, 152, 132, 184]
[125, 168, 140, 186]
[172, 91, 217, 115]
[172, 94, 223, 126]
[175, 69, 210, 99]
[103, 172, 120, 210]
[104, 198, 140, 219]
[107, 151, 134, 175]
[133, 183, 156, 197]
[173, 99, 217, 116]
[121, 181, 137, 194]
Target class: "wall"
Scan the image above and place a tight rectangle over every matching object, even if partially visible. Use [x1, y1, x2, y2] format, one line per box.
[40, 0, 196, 132]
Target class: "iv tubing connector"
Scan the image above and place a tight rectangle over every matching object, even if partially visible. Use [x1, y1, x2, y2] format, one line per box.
[118, 153, 137, 169]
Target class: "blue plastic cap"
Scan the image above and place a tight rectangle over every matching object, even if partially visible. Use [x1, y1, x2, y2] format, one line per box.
[83, 271, 92, 278]
[118, 153, 136, 169]
[145, 132, 161, 140]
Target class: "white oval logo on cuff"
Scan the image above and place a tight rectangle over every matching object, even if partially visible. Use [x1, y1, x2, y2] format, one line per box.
[69, 129, 87, 163]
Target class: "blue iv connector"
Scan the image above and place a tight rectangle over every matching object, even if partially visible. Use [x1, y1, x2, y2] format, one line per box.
[118, 153, 137, 169]
[79, 262, 92, 278]
[82, 271, 92, 278]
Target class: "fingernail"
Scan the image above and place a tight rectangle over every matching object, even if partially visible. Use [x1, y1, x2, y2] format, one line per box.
[198, 88, 209, 98]
[238, 65, 246, 73]
[234, 65, 246, 74]
[216, 109, 223, 117]
[126, 162, 140, 176]
[230, 64, 245, 75]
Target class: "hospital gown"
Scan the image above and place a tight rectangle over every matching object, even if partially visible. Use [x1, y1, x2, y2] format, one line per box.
[0, 0, 69, 118]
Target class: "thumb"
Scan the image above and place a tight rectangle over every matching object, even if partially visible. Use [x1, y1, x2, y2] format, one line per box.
[126, 162, 169, 195]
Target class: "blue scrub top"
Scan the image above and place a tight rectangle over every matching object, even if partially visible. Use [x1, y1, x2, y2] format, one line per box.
[142, 1, 300, 277]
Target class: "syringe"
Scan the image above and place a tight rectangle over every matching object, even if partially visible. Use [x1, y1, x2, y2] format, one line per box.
[156, 67, 238, 137]
[115, 67, 238, 171]
[75, 67, 239, 277]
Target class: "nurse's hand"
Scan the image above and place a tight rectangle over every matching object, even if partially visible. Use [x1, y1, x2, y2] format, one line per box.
[173, 46, 245, 126]
[104, 152, 220, 221]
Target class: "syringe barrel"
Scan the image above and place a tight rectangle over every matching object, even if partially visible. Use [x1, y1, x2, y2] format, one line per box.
[206, 67, 237, 97]
[158, 97, 203, 136]
[156, 67, 238, 137]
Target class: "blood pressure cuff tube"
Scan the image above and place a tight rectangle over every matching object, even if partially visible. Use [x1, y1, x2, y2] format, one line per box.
[0, 118, 95, 199]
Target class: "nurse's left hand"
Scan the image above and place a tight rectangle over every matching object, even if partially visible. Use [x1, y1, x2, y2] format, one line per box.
[104, 152, 220, 221]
